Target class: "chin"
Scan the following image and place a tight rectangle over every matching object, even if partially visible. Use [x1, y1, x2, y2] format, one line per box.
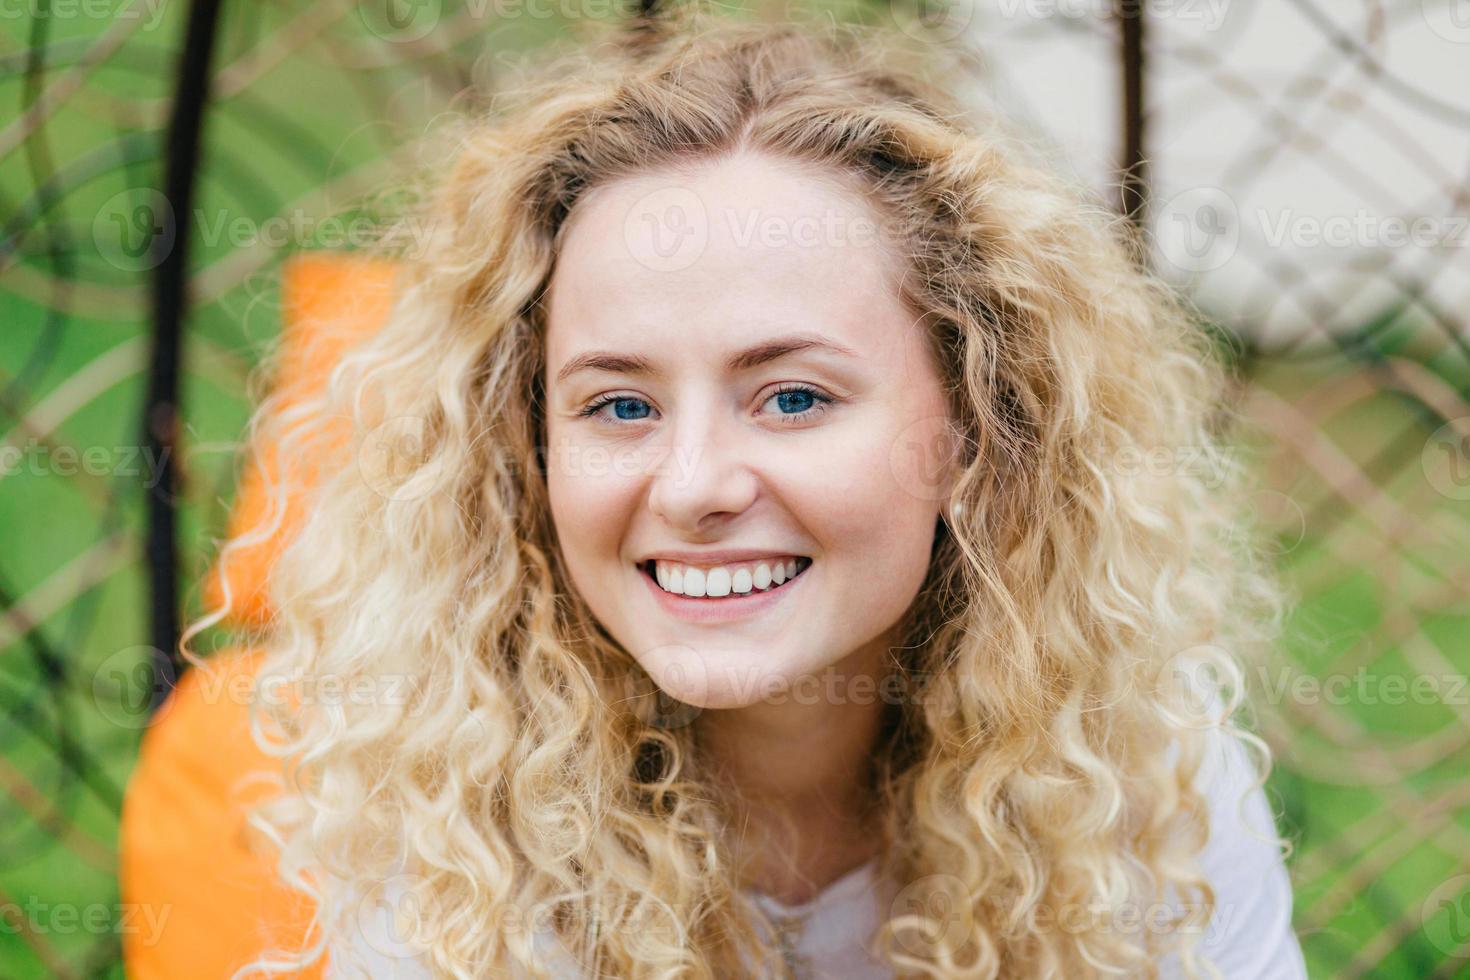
[632, 639, 816, 712]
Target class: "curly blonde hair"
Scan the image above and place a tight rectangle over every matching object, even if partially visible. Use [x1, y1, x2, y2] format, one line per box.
[195, 7, 1290, 978]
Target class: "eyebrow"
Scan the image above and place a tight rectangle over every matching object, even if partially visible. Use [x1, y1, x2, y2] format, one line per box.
[553, 334, 859, 385]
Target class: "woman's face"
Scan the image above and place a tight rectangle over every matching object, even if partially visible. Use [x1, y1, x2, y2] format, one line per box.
[543, 150, 956, 711]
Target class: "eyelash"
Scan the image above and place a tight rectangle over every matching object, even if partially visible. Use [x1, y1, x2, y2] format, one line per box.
[578, 383, 834, 427]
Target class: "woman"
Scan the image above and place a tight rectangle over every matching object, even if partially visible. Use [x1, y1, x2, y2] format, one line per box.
[213, 7, 1307, 978]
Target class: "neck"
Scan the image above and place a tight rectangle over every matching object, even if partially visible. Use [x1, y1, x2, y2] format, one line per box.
[694, 630, 899, 904]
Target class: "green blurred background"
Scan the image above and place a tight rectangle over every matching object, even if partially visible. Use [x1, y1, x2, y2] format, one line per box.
[2, 0, 1468, 977]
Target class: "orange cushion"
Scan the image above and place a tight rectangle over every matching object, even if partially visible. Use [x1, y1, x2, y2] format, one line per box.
[123, 252, 401, 978]
[205, 252, 401, 627]
[120, 647, 323, 979]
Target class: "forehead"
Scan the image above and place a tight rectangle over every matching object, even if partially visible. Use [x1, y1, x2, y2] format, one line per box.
[544, 151, 917, 371]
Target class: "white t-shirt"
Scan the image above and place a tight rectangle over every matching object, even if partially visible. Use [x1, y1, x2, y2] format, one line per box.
[327, 727, 1307, 979]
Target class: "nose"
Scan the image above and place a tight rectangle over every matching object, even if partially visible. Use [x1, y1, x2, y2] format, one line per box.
[646, 403, 760, 535]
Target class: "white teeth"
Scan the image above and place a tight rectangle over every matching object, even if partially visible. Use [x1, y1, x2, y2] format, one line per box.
[705, 567, 731, 597]
[648, 557, 808, 599]
[683, 567, 706, 597]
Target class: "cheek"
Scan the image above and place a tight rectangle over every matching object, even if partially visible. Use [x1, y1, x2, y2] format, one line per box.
[545, 432, 638, 576]
[785, 423, 940, 584]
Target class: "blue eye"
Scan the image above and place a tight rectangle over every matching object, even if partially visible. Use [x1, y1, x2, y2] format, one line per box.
[774, 390, 814, 413]
[577, 385, 834, 427]
[580, 395, 653, 424]
[764, 384, 832, 422]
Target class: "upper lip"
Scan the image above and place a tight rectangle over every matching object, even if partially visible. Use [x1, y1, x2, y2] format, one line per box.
[637, 549, 810, 566]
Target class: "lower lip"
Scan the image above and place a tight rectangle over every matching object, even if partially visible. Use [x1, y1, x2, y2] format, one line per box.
[638, 562, 810, 623]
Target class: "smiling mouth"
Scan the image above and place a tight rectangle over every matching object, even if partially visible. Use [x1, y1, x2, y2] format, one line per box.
[639, 557, 812, 599]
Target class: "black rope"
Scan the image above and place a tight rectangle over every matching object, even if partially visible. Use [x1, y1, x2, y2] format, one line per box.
[1117, 0, 1148, 231]
[144, 0, 227, 711]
